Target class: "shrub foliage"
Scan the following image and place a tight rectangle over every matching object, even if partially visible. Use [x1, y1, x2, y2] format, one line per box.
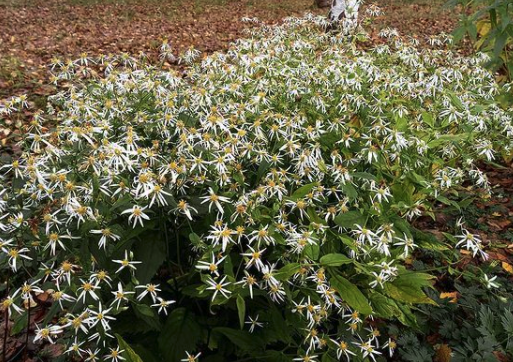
[1, 14, 513, 362]
[451, 0, 513, 81]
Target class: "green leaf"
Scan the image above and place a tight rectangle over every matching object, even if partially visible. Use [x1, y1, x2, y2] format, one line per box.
[116, 334, 144, 362]
[214, 327, 264, 352]
[384, 272, 436, 304]
[395, 115, 408, 132]
[158, 308, 202, 362]
[334, 211, 366, 228]
[189, 232, 202, 246]
[274, 263, 301, 281]
[224, 254, 235, 278]
[397, 304, 420, 329]
[427, 133, 468, 148]
[391, 182, 414, 205]
[131, 345, 159, 362]
[319, 253, 352, 267]
[132, 303, 161, 331]
[340, 183, 358, 199]
[328, 269, 372, 314]
[134, 233, 166, 284]
[307, 207, 324, 224]
[262, 350, 293, 362]
[322, 352, 337, 362]
[494, 30, 508, 57]
[421, 112, 435, 128]
[291, 183, 316, 200]
[111, 194, 132, 211]
[92, 174, 100, 200]
[452, 24, 467, 44]
[351, 172, 377, 181]
[467, 21, 478, 41]
[236, 294, 246, 330]
[256, 160, 271, 182]
[448, 92, 465, 111]
[319, 131, 340, 149]
[368, 293, 397, 319]
[408, 171, 428, 186]
[265, 306, 292, 344]
[318, 159, 327, 173]
[304, 243, 320, 260]
[42, 302, 61, 326]
[501, 309, 513, 335]
[112, 221, 157, 256]
[79, 237, 92, 274]
[10, 311, 27, 336]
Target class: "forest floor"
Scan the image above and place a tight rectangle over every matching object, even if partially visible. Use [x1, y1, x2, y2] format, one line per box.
[0, 0, 459, 99]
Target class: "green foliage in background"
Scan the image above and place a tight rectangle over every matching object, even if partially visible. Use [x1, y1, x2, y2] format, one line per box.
[450, 0, 513, 82]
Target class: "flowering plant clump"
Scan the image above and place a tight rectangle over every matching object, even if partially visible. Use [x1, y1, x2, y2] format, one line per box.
[1, 12, 513, 362]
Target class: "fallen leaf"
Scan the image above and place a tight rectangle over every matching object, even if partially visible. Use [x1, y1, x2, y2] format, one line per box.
[440, 291, 459, 303]
[434, 344, 452, 362]
[502, 262, 513, 274]
[36, 292, 50, 302]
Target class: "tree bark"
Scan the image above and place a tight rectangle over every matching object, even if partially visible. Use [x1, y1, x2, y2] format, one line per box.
[328, 0, 361, 34]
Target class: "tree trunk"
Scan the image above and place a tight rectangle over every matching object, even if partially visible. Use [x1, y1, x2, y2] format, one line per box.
[315, 0, 331, 8]
[328, 0, 361, 34]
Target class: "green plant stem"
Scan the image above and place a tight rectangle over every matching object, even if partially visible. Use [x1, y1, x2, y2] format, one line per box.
[3, 268, 10, 362]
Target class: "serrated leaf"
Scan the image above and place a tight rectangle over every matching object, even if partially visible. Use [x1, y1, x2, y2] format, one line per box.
[10, 311, 27, 336]
[334, 211, 366, 228]
[397, 304, 420, 329]
[340, 183, 358, 199]
[351, 172, 377, 181]
[427, 133, 468, 148]
[384, 272, 435, 305]
[224, 254, 234, 278]
[501, 309, 513, 335]
[158, 308, 202, 362]
[132, 303, 161, 331]
[304, 243, 320, 260]
[116, 334, 144, 362]
[256, 160, 271, 183]
[214, 327, 264, 352]
[322, 352, 337, 362]
[421, 112, 435, 128]
[328, 269, 372, 314]
[134, 233, 166, 284]
[368, 293, 398, 319]
[267, 306, 292, 344]
[189, 232, 202, 245]
[291, 183, 316, 200]
[274, 263, 301, 281]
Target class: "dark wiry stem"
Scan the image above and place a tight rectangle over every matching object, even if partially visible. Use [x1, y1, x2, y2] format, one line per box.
[2, 307, 8, 362]
[3, 268, 10, 362]
[24, 298, 31, 360]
